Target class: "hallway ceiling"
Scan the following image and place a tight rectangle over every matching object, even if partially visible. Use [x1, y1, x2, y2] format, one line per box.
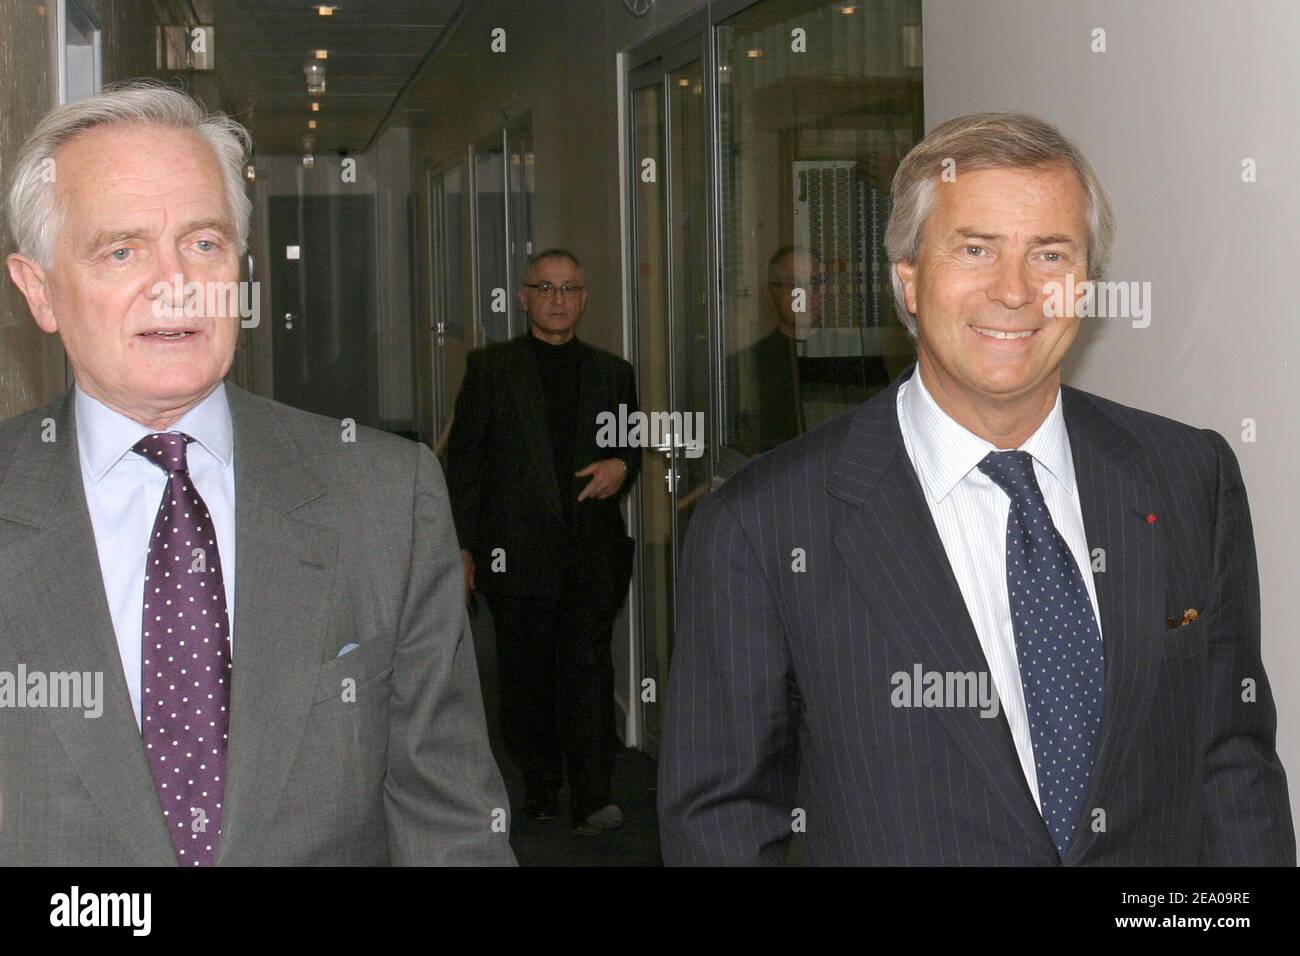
[210, 0, 467, 155]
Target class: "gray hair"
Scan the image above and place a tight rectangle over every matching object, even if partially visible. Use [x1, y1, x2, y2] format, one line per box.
[4, 79, 252, 268]
[527, 247, 583, 273]
[883, 112, 1115, 336]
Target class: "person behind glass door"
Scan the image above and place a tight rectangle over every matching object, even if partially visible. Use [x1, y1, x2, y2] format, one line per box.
[446, 249, 641, 834]
[729, 246, 820, 457]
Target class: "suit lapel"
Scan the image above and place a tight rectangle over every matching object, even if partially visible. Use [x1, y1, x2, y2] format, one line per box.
[0, 385, 343, 865]
[0, 393, 177, 865]
[214, 383, 339, 865]
[508, 335, 563, 516]
[1058, 387, 1166, 864]
[828, 370, 1057, 858]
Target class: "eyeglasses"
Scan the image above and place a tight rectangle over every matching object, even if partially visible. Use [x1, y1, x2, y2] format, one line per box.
[523, 282, 584, 298]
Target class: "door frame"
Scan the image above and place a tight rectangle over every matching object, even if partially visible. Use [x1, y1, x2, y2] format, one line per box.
[425, 158, 471, 448]
[620, 9, 717, 754]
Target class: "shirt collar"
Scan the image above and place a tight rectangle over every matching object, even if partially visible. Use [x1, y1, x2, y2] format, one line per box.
[75, 382, 234, 483]
[898, 366, 1075, 503]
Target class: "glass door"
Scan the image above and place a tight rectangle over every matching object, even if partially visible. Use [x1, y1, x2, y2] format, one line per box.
[427, 163, 467, 456]
[628, 26, 712, 756]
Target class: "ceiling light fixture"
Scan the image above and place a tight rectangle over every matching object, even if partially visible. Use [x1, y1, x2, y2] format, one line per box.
[304, 60, 326, 94]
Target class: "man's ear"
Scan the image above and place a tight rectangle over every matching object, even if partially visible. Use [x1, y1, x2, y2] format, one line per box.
[6, 253, 58, 333]
[517, 286, 529, 316]
[893, 260, 919, 317]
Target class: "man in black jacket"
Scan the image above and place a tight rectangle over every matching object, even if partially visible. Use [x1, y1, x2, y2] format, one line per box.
[447, 248, 640, 833]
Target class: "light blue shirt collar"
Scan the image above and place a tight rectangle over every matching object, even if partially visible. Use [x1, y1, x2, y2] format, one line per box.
[899, 366, 1075, 503]
[75, 382, 234, 483]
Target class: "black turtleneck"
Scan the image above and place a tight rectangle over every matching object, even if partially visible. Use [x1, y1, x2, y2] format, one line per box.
[528, 333, 581, 523]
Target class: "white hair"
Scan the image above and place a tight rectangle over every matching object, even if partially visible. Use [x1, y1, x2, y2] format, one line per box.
[4, 80, 251, 268]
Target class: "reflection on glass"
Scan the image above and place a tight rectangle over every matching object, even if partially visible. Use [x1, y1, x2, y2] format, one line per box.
[474, 145, 509, 342]
[440, 167, 465, 338]
[718, 0, 923, 457]
[508, 115, 536, 320]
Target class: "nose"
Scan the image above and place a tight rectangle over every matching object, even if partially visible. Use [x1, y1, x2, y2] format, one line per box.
[986, 255, 1034, 311]
[143, 245, 190, 309]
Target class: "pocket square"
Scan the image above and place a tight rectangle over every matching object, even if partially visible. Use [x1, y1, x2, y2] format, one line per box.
[336, 642, 361, 658]
[1165, 608, 1199, 630]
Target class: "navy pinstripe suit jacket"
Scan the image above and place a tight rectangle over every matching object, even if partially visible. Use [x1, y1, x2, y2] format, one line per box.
[658, 366, 1294, 865]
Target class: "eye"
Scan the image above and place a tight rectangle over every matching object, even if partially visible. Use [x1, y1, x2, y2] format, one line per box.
[963, 245, 987, 257]
[195, 239, 217, 253]
[108, 247, 132, 262]
[1041, 251, 1062, 262]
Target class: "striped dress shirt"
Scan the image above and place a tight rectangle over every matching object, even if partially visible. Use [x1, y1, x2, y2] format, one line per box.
[895, 368, 1104, 811]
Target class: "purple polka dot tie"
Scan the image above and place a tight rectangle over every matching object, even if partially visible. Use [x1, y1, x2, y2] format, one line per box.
[134, 432, 231, 866]
[978, 450, 1104, 859]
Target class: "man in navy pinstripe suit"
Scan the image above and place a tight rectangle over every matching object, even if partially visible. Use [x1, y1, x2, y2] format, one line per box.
[658, 113, 1295, 865]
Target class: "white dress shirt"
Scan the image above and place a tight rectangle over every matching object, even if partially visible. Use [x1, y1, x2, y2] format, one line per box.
[75, 383, 237, 730]
[895, 368, 1103, 812]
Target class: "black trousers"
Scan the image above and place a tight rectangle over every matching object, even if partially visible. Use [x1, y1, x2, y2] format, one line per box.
[484, 581, 620, 823]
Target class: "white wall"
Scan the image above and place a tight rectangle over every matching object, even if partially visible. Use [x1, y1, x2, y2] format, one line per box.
[923, 0, 1300, 830]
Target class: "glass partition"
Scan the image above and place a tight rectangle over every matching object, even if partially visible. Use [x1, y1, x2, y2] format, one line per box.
[716, 0, 923, 458]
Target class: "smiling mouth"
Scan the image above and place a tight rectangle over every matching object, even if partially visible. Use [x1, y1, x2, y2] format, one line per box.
[972, 326, 1036, 340]
[139, 330, 200, 339]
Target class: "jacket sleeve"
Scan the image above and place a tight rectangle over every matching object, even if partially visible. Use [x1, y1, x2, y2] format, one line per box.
[657, 488, 800, 865]
[1198, 429, 1295, 864]
[444, 350, 487, 554]
[384, 441, 517, 864]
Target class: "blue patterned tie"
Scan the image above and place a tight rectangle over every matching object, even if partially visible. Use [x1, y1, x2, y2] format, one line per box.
[977, 450, 1104, 858]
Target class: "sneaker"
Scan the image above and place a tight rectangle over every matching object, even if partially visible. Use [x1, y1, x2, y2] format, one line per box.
[572, 803, 623, 835]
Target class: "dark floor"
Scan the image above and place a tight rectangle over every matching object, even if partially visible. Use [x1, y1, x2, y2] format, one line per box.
[467, 593, 664, 866]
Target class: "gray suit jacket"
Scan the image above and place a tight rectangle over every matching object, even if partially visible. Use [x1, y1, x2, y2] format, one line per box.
[0, 382, 516, 865]
[659, 366, 1295, 865]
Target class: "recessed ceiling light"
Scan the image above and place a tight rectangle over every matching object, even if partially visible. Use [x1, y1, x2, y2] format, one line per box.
[311, 102, 320, 111]
[314, 49, 329, 60]
[314, 5, 339, 15]
[308, 120, 317, 129]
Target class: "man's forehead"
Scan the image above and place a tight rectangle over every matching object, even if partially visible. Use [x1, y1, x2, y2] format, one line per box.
[56, 125, 222, 196]
[528, 257, 581, 278]
[57, 132, 226, 223]
[929, 165, 1087, 237]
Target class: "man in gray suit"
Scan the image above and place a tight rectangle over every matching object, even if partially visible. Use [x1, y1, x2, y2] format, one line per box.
[659, 112, 1295, 865]
[0, 81, 515, 865]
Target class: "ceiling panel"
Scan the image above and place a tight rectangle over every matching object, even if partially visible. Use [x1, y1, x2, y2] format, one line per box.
[210, 0, 466, 154]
